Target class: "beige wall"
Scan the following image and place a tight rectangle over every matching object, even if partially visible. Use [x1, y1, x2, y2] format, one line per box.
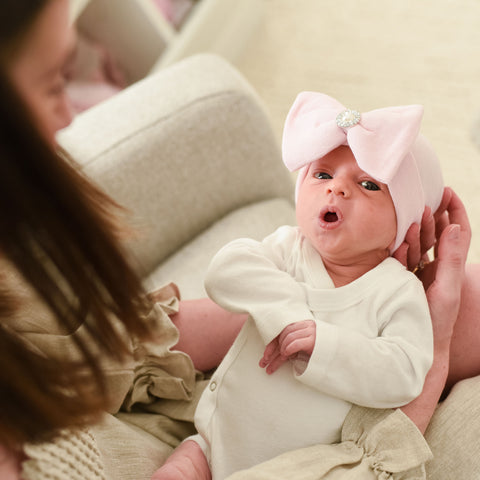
[237, 0, 480, 262]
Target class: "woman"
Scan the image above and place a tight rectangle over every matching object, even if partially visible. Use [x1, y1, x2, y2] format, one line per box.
[0, 1, 241, 477]
[0, 0, 476, 479]
[0, 0, 158, 475]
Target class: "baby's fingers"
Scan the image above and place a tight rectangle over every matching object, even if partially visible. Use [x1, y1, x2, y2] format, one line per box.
[278, 321, 316, 355]
[282, 337, 315, 358]
[260, 339, 278, 365]
[264, 353, 289, 375]
[260, 338, 284, 373]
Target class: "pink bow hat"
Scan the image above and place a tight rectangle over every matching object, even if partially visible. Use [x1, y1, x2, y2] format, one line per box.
[282, 92, 444, 252]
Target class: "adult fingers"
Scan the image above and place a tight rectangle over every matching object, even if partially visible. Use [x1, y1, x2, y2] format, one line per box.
[444, 188, 472, 243]
[406, 222, 422, 271]
[397, 223, 421, 270]
[419, 206, 436, 255]
[392, 242, 409, 268]
[426, 224, 467, 344]
[431, 224, 467, 292]
[433, 187, 471, 260]
[433, 187, 452, 223]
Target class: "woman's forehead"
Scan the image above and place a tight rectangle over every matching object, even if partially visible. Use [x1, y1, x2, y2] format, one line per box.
[12, 0, 73, 80]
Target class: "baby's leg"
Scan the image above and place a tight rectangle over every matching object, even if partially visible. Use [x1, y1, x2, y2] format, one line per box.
[151, 440, 211, 480]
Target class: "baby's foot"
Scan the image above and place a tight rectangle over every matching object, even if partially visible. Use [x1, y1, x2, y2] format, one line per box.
[151, 441, 211, 480]
[151, 458, 210, 480]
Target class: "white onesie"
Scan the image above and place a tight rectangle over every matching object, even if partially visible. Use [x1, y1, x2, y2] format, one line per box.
[192, 225, 433, 479]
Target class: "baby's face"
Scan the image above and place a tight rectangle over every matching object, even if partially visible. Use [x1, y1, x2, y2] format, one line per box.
[296, 146, 397, 267]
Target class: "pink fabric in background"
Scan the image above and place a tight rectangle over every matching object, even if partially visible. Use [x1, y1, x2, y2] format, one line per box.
[68, 2, 196, 114]
[66, 32, 127, 114]
[152, 0, 195, 29]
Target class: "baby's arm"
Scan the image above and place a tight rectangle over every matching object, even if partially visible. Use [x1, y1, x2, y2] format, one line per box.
[296, 278, 433, 408]
[151, 440, 211, 480]
[205, 227, 313, 345]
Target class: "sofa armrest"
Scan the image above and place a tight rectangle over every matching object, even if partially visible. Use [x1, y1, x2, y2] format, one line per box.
[57, 54, 294, 276]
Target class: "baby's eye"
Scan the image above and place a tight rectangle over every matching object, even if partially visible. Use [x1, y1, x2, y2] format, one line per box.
[314, 172, 332, 180]
[360, 180, 380, 191]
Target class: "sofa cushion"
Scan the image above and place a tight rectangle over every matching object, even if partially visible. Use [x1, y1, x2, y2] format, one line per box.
[58, 55, 294, 276]
[146, 198, 296, 299]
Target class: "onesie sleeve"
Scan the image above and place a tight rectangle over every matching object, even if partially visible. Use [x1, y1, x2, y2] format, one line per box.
[204, 226, 314, 344]
[297, 276, 433, 408]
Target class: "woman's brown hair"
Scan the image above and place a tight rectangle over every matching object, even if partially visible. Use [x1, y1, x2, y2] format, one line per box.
[0, 0, 154, 449]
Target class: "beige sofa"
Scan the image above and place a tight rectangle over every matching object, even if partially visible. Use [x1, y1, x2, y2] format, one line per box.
[59, 53, 296, 299]
[57, 54, 480, 479]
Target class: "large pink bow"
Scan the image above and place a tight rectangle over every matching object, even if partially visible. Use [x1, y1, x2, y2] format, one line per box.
[282, 92, 424, 184]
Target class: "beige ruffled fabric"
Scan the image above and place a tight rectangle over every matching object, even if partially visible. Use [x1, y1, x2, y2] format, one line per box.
[0, 256, 203, 478]
[1, 258, 135, 413]
[118, 284, 209, 444]
[226, 406, 433, 480]
[121, 284, 206, 419]
[1, 254, 201, 416]
[11, 279, 205, 479]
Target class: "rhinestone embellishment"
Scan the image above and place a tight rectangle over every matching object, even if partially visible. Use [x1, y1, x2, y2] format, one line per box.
[336, 109, 361, 128]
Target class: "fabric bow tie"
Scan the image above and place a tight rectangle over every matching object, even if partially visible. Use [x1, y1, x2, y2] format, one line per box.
[282, 92, 424, 184]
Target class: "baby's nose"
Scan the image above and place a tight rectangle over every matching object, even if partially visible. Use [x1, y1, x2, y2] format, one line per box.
[327, 179, 349, 196]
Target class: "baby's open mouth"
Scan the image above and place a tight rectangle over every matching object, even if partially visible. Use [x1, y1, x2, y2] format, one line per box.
[319, 206, 343, 228]
[323, 211, 338, 223]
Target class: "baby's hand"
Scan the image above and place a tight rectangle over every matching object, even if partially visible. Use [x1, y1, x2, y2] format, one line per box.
[259, 337, 287, 374]
[259, 320, 316, 375]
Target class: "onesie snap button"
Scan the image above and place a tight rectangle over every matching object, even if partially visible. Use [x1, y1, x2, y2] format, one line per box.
[209, 381, 217, 391]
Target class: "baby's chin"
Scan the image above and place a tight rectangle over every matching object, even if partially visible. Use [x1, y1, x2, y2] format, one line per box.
[309, 238, 391, 267]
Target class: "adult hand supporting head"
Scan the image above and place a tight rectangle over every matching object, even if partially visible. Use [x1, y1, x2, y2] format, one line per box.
[400, 187, 471, 434]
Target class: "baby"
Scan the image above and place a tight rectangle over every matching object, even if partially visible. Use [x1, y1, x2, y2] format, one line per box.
[153, 92, 444, 480]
